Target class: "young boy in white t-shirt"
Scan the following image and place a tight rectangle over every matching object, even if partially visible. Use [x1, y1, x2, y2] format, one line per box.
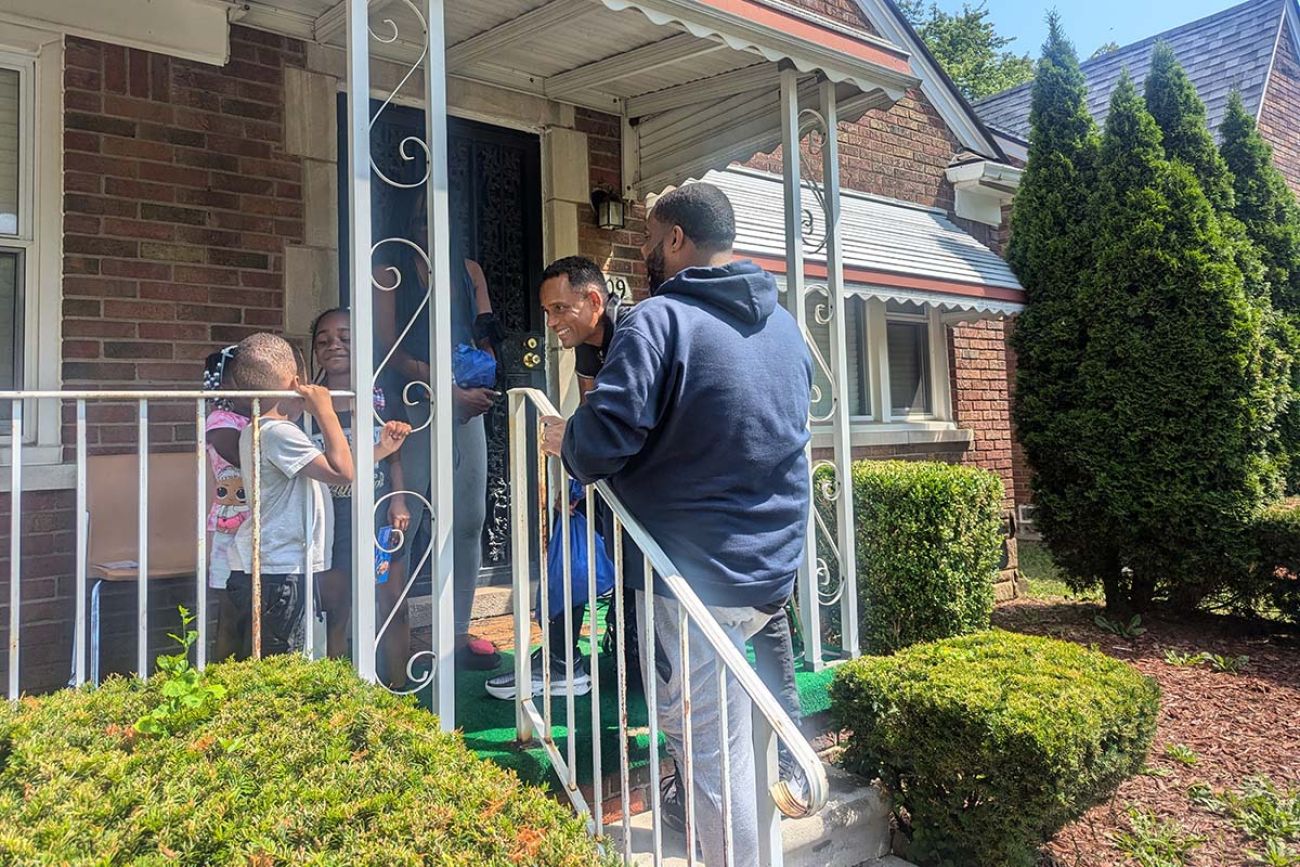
[227, 332, 356, 656]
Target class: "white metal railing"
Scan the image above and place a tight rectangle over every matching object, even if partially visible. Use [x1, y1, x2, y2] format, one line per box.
[508, 387, 829, 866]
[0, 389, 358, 698]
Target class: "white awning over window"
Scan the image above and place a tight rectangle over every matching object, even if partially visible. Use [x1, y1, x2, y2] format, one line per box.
[699, 166, 1025, 320]
[845, 284, 1023, 320]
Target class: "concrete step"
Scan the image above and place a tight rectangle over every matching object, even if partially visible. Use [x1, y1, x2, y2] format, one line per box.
[408, 585, 514, 630]
[607, 764, 909, 867]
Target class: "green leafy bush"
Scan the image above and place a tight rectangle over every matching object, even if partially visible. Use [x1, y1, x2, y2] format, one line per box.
[0, 655, 612, 865]
[837, 459, 1002, 654]
[1252, 500, 1300, 624]
[831, 630, 1160, 867]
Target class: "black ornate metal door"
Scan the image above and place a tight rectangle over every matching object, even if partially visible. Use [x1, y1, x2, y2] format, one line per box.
[446, 118, 544, 585]
[339, 101, 545, 587]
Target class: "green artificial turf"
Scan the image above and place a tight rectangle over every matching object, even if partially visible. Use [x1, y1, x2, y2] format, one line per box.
[425, 603, 838, 788]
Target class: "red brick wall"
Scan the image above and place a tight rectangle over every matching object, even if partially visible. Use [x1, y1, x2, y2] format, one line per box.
[747, 88, 961, 211]
[2, 27, 306, 695]
[62, 27, 305, 450]
[0, 491, 77, 691]
[575, 108, 649, 301]
[950, 320, 1015, 508]
[1259, 25, 1300, 197]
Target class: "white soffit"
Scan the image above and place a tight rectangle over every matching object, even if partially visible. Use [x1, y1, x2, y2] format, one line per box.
[0, 0, 230, 65]
[599, 0, 918, 98]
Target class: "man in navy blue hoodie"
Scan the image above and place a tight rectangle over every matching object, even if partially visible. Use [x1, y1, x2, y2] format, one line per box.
[541, 183, 811, 866]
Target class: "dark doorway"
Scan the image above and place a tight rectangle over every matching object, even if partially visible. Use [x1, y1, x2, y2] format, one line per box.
[338, 98, 546, 588]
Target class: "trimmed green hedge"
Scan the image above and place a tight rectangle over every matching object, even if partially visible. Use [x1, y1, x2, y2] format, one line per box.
[840, 460, 1003, 654]
[0, 655, 612, 865]
[1253, 500, 1300, 624]
[831, 630, 1160, 867]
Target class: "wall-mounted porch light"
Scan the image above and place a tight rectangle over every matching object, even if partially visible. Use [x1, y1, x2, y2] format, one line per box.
[590, 187, 626, 230]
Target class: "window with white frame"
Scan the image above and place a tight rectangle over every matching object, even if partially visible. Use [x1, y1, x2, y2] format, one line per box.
[0, 26, 64, 479]
[0, 60, 27, 421]
[801, 289, 953, 431]
[884, 300, 932, 417]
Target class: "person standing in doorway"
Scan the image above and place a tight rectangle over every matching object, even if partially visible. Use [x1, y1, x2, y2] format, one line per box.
[485, 256, 619, 700]
[375, 198, 504, 675]
[540, 184, 812, 867]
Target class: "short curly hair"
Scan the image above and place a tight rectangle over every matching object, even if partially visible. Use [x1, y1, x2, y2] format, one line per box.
[648, 182, 736, 252]
[233, 333, 297, 392]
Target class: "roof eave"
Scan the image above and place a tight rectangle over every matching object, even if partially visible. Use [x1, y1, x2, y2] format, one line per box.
[851, 0, 1007, 160]
[603, 0, 920, 97]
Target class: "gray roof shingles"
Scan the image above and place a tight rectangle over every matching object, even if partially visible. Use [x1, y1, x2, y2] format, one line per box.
[974, 0, 1288, 142]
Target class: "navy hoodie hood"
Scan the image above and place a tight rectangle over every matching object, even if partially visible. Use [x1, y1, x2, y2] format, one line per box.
[562, 259, 812, 609]
[651, 259, 777, 325]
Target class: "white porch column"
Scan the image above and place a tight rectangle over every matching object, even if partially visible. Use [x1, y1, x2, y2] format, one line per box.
[345, 0, 378, 684]
[423, 0, 457, 730]
[780, 66, 823, 672]
[819, 78, 860, 659]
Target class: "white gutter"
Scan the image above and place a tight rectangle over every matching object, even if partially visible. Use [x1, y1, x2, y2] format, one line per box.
[946, 159, 1022, 226]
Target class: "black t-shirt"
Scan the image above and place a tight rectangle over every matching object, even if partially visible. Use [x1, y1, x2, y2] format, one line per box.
[574, 295, 622, 379]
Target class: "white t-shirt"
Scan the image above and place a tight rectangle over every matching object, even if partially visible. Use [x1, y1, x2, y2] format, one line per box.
[232, 418, 332, 575]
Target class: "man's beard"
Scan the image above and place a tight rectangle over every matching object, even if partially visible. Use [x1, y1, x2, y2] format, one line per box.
[645, 240, 667, 294]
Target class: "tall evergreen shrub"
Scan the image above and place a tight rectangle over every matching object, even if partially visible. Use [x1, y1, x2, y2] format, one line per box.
[1077, 74, 1268, 610]
[1220, 92, 1300, 493]
[1143, 42, 1235, 212]
[1005, 16, 1108, 584]
[1144, 43, 1289, 500]
[1220, 92, 1300, 314]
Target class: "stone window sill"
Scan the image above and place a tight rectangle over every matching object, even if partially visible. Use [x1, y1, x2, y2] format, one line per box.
[811, 423, 974, 449]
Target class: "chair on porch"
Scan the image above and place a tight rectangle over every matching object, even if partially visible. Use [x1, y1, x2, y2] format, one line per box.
[72, 452, 200, 685]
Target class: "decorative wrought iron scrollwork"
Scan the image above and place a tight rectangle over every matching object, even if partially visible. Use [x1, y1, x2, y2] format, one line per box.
[362, 1, 439, 695]
[802, 284, 837, 424]
[798, 108, 834, 257]
[368, 0, 432, 191]
[810, 459, 845, 608]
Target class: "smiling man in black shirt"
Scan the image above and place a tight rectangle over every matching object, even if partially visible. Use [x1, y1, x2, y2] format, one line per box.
[542, 256, 622, 399]
[484, 256, 622, 701]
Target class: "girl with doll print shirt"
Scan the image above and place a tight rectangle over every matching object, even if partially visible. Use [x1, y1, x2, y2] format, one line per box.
[308, 308, 412, 660]
[203, 346, 252, 661]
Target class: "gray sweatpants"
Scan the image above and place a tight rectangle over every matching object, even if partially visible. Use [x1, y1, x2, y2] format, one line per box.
[637, 590, 775, 867]
[402, 404, 488, 638]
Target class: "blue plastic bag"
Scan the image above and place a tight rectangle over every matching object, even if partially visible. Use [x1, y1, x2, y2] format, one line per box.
[544, 498, 615, 621]
[452, 343, 497, 389]
[375, 525, 395, 584]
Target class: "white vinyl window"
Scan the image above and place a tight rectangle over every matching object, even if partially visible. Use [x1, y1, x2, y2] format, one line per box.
[0, 63, 25, 418]
[0, 26, 66, 486]
[884, 300, 932, 417]
[801, 288, 953, 431]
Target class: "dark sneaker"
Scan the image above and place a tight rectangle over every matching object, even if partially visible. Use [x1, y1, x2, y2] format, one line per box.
[659, 766, 687, 835]
[484, 648, 592, 700]
[772, 744, 812, 818]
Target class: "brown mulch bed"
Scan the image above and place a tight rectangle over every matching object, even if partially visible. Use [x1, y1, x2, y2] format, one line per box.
[992, 598, 1300, 867]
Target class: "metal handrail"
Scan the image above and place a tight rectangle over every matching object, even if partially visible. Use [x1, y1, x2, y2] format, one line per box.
[508, 387, 830, 862]
[0, 390, 356, 399]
